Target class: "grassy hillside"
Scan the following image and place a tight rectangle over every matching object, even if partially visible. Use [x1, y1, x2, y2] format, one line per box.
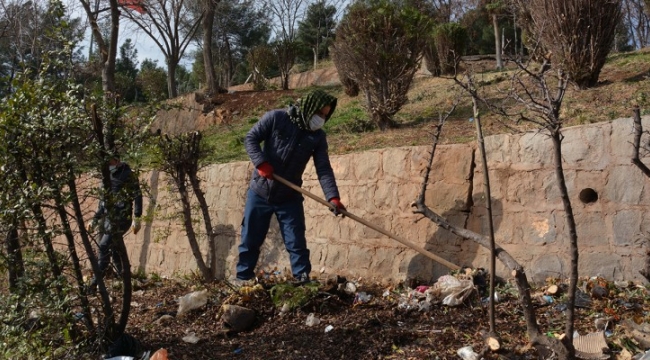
[201, 49, 650, 164]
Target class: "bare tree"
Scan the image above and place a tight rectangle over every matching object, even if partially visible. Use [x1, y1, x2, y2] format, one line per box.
[631, 107, 650, 282]
[512, 0, 621, 88]
[79, 0, 121, 95]
[265, 0, 304, 89]
[202, 0, 219, 95]
[624, 0, 650, 48]
[156, 131, 216, 282]
[412, 92, 570, 357]
[121, 0, 203, 98]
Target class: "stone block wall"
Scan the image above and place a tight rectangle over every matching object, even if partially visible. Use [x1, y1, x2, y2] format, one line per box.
[124, 117, 650, 284]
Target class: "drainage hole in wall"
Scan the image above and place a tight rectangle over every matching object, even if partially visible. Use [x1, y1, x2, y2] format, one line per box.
[579, 188, 598, 204]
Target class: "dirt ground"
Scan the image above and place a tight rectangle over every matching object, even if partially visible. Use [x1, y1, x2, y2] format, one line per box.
[123, 56, 650, 359]
[99, 273, 650, 360]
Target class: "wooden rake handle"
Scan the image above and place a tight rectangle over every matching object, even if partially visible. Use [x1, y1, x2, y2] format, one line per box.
[272, 174, 461, 270]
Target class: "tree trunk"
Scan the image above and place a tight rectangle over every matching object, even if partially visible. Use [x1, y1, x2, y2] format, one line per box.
[202, 0, 217, 95]
[493, 13, 503, 70]
[313, 47, 318, 71]
[5, 224, 24, 294]
[472, 99, 496, 335]
[176, 179, 213, 281]
[189, 174, 216, 280]
[224, 35, 234, 88]
[102, 0, 120, 96]
[551, 131, 578, 358]
[167, 59, 178, 98]
[53, 195, 94, 333]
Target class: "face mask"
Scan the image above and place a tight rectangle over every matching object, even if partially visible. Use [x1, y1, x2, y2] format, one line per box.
[309, 114, 325, 131]
[109, 165, 118, 174]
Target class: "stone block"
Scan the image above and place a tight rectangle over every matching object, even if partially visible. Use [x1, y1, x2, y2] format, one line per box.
[613, 210, 643, 246]
[610, 117, 636, 159]
[429, 146, 474, 184]
[353, 150, 382, 180]
[579, 252, 622, 281]
[484, 133, 513, 165]
[605, 165, 647, 204]
[561, 123, 609, 169]
[513, 212, 558, 246]
[529, 254, 565, 284]
[574, 211, 610, 248]
[382, 147, 412, 179]
[517, 131, 554, 169]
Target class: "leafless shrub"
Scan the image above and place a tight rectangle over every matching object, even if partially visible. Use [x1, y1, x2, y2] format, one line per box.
[512, 0, 622, 88]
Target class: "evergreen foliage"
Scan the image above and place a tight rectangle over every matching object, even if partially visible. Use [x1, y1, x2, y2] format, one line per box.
[332, 0, 432, 130]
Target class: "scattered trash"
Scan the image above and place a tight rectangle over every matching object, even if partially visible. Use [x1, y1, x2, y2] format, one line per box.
[542, 295, 554, 304]
[177, 289, 209, 316]
[234, 348, 243, 354]
[573, 331, 609, 359]
[622, 319, 650, 350]
[354, 292, 372, 304]
[575, 289, 593, 308]
[457, 345, 480, 360]
[324, 325, 334, 333]
[415, 285, 429, 293]
[418, 300, 431, 312]
[382, 289, 391, 297]
[434, 275, 474, 306]
[150, 348, 168, 360]
[280, 303, 291, 314]
[305, 313, 320, 327]
[182, 331, 200, 344]
[554, 304, 568, 312]
[344, 282, 357, 294]
[104, 356, 134, 360]
[133, 290, 145, 297]
[594, 317, 611, 331]
[482, 292, 500, 304]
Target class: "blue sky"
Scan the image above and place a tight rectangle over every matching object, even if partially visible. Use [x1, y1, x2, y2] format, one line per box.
[68, 1, 194, 69]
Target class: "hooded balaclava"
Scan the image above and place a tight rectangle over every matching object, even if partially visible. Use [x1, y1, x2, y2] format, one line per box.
[287, 89, 337, 131]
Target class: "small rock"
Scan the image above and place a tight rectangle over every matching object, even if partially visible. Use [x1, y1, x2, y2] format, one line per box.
[221, 304, 255, 332]
[591, 285, 608, 299]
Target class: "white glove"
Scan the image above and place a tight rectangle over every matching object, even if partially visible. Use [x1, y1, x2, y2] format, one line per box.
[131, 218, 142, 234]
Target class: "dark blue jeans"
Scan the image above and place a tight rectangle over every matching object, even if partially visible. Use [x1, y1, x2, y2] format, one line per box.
[96, 217, 130, 280]
[237, 189, 310, 280]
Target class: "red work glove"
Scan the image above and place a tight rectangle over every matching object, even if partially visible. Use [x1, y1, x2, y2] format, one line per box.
[329, 197, 346, 217]
[257, 162, 274, 179]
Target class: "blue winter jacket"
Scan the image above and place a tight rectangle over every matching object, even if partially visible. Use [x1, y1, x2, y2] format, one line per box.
[245, 109, 340, 204]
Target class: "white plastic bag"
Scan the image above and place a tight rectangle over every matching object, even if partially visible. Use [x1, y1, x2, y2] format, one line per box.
[177, 289, 209, 316]
[433, 275, 474, 307]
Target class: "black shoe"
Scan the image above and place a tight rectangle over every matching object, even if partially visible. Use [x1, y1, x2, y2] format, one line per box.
[291, 273, 318, 286]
